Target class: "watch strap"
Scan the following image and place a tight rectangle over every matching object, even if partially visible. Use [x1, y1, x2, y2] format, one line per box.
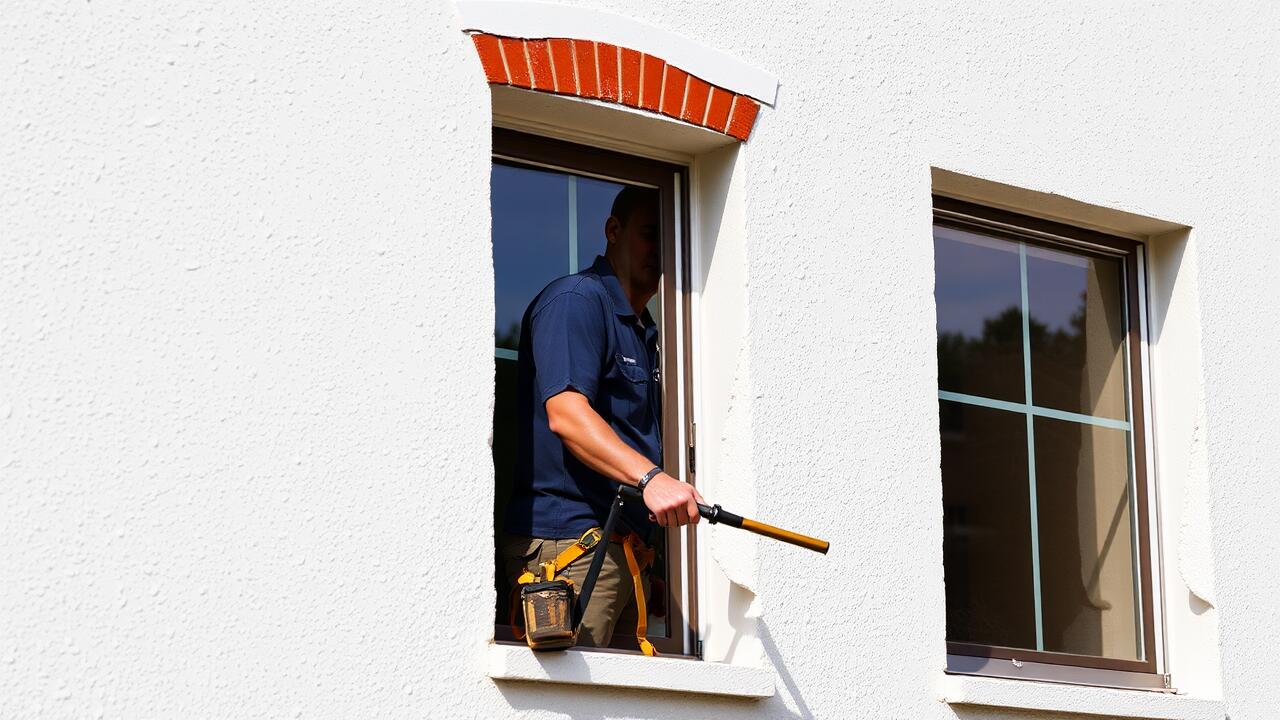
[637, 466, 663, 495]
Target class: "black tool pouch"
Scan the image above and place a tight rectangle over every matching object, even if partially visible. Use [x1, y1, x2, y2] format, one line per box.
[520, 579, 576, 651]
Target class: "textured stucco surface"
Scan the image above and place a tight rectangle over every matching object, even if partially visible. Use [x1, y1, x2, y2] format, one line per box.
[4, 1, 1279, 719]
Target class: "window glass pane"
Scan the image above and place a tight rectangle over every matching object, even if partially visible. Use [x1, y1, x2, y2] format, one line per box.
[941, 399, 1036, 649]
[576, 175, 626, 271]
[1026, 246, 1127, 420]
[935, 227, 1025, 403]
[1035, 416, 1141, 661]
[491, 163, 570, 351]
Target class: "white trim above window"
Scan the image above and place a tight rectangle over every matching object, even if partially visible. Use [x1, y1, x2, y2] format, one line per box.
[456, 1, 780, 105]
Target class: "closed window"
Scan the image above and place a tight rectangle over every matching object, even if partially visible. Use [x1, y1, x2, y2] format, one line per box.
[934, 197, 1160, 686]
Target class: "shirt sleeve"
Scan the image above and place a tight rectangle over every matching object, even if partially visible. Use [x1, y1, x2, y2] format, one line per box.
[529, 290, 607, 404]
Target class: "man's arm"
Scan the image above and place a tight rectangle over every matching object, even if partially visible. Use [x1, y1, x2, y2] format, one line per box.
[546, 390, 704, 527]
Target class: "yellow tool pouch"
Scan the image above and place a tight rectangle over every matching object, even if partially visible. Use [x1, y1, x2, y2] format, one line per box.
[519, 564, 577, 651]
[510, 528, 599, 652]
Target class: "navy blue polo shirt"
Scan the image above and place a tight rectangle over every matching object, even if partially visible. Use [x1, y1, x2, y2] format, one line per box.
[505, 255, 661, 538]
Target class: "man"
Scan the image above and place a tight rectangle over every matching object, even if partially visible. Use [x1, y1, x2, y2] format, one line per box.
[502, 185, 704, 648]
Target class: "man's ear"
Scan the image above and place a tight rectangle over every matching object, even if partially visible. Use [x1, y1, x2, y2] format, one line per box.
[604, 216, 622, 246]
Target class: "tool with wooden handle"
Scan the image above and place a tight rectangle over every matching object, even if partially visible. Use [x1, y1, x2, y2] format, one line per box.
[619, 485, 830, 554]
[566, 483, 830, 654]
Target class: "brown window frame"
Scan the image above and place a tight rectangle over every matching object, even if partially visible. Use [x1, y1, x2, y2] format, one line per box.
[933, 196, 1165, 689]
[491, 128, 699, 657]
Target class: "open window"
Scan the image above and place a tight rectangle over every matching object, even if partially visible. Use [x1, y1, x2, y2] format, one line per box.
[490, 129, 698, 656]
[934, 196, 1164, 689]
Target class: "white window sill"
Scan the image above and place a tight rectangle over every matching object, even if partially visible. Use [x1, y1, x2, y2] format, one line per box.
[486, 643, 774, 699]
[939, 674, 1225, 720]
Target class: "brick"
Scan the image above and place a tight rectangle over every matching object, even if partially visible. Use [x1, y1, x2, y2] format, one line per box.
[596, 43, 619, 101]
[640, 54, 664, 111]
[499, 37, 531, 88]
[548, 38, 576, 94]
[572, 40, 598, 98]
[681, 76, 712, 124]
[726, 96, 760, 140]
[471, 33, 507, 84]
[526, 39, 554, 91]
[704, 86, 734, 133]
[659, 65, 688, 118]
[619, 47, 642, 107]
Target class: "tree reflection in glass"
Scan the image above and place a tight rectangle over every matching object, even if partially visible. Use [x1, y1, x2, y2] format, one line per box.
[934, 227, 1024, 403]
[1027, 245, 1128, 420]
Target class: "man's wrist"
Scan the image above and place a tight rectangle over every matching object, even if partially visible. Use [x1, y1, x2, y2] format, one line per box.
[637, 466, 663, 495]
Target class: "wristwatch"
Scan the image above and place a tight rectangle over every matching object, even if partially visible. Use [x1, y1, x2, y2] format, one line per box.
[637, 466, 663, 495]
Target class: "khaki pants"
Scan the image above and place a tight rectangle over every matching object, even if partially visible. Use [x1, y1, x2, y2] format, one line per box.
[502, 534, 649, 648]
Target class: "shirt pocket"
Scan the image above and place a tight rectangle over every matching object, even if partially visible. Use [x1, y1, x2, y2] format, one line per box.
[614, 352, 649, 384]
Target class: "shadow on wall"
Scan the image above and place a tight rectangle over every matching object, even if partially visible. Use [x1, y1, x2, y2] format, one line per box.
[756, 620, 815, 720]
[1146, 228, 1191, 344]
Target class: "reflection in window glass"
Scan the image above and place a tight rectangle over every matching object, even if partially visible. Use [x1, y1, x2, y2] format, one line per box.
[941, 400, 1036, 649]
[934, 227, 1025, 403]
[491, 164, 569, 351]
[576, 175, 625, 271]
[1035, 416, 1140, 661]
[934, 216, 1144, 663]
[1027, 246, 1128, 420]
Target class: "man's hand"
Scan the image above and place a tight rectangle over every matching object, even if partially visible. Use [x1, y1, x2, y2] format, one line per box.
[643, 473, 706, 527]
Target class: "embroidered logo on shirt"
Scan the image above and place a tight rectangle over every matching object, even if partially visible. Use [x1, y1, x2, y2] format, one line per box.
[620, 356, 637, 364]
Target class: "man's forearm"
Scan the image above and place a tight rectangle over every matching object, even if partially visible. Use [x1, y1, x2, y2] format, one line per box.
[545, 390, 654, 485]
[545, 390, 703, 527]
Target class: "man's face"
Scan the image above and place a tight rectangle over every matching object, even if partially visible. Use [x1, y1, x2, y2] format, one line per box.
[607, 201, 661, 294]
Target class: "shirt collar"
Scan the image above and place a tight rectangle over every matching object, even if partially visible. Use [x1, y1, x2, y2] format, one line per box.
[588, 255, 655, 326]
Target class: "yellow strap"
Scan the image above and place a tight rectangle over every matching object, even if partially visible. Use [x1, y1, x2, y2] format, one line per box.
[622, 535, 657, 657]
[516, 528, 602, 586]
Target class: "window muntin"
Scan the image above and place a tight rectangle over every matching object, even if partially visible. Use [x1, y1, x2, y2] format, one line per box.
[935, 197, 1156, 676]
[491, 129, 695, 655]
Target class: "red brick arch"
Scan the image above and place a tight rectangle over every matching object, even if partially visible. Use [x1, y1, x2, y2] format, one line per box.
[470, 32, 761, 141]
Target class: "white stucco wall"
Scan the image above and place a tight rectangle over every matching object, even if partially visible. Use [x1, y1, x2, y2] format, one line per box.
[4, 1, 1278, 719]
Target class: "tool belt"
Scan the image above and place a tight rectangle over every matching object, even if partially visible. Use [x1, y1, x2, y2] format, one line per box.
[510, 527, 656, 656]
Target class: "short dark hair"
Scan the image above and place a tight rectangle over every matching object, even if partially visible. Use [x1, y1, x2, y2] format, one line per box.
[609, 186, 659, 226]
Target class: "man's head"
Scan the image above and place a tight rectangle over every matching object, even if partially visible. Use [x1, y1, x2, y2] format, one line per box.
[604, 186, 661, 299]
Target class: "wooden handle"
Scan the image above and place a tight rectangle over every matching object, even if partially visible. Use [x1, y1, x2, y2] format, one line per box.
[740, 518, 830, 554]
